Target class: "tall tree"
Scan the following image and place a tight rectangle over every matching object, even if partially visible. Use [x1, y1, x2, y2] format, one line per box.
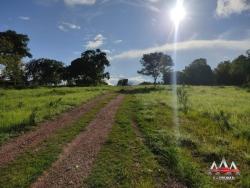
[138, 52, 173, 86]
[0, 30, 32, 85]
[230, 54, 250, 85]
[214, 61, 232, 85]
[66, 49, 110, 86]
[25, 58, 64, 86]
[183, 58, 214, 85]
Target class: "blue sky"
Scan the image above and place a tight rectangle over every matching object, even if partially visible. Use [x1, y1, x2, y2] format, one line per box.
[1, 0, 250, 84]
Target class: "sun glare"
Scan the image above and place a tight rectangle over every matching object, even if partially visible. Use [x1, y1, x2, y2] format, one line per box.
[170, 0, 186, 27]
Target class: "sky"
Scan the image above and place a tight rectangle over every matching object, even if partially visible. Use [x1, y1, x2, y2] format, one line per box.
[1, 0, 250, 85]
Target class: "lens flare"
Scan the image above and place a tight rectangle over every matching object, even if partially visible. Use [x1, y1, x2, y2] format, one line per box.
[170, 0, 186, 142]
[170, 0, 186, 28]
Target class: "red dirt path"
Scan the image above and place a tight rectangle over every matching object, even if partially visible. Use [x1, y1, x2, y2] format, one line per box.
[32, 95, 124, 188]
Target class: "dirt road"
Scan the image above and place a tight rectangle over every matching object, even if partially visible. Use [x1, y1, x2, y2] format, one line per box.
[32, 95, 124, 188]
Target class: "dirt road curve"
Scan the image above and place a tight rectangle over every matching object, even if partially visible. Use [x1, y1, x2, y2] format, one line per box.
[32, 95, 124, 188]
[0, 93, 112, 168]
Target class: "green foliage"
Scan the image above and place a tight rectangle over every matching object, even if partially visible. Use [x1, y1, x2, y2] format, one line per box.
[65, 49, 110, 86]
[214, 61, 232, 85]
[211, 110, 232, 132]
[117, 79, 128, 86]
[182, 58, 214, 85]
[177, 85, 189, 113]
[0, 30, 32, 86]
[0, 30, 32, 59]
[29, 107, 37, 126]
[25, 58, 64, 86]
[138, 52, 173, 85]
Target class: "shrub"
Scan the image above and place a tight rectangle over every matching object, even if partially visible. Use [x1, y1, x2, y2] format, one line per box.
[29, 108, 38, 126]
[177, 85, 189, 114]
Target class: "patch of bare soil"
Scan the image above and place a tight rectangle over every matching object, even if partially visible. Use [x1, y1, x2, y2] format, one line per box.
[131, 120, 186, 188]
[0, 93, 113, 168]
[31, 95, 124, 188]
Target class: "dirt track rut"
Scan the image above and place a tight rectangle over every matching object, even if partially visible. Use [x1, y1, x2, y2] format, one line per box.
[32, 94, 124, 188]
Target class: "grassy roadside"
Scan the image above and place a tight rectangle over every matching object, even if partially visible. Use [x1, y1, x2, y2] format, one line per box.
[0, 93, 117, 188]
[131, 86, 250, 188]
[87, 95, 165, 188]
[132, 91, 211, 188]
[0, 86, 115, 145]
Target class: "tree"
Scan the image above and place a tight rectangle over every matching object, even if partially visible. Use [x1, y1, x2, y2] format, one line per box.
[183, 58, 214, 85]
[214, 61, 232, 85]
[230, 54, 250, 85]
[247, 49, 250, 58]
[2, 60, 25, 85]
[0, 30, 32, 59]
[117, 79, 128, 86]
[66, 49, 110, 86]
[138, 52, 173, 86]
[162, 70, 172, 84]
[25, 58, 64, 86]
[0, 30, 32, 85]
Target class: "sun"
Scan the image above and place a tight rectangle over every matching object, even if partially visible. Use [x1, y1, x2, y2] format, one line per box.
[170, 0, 186, 27]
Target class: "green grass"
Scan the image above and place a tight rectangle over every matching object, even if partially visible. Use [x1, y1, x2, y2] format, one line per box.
[129, 86, 250, 188]
[0, 86, 115, 144]
[1, 85, 250, 187]
[0, 93, 117, 188]
[87, 95, 165, 188]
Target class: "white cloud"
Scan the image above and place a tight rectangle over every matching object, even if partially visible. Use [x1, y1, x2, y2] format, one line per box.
[58, 22, 81, 31]
[216, 0, 250, 17]
[103, 49, 111, 54]
[146, 0, 160, 3]
[36, 0, 96, 6]
[63, 22, 81, 29]
[114, 39, 123, 44]
[112, 38, 250, 60]
[85, 34, 106, 49]
[119, 0, 160, 13]
[18, 16, 30, 21]
[58, 25, 67, 31]
[64, 0, 96, 6]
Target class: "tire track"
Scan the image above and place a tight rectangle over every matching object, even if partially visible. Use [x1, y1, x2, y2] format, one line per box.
[32, 95, 124, 188]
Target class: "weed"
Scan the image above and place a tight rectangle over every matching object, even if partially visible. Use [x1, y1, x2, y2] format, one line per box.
[17, 102, 24, 108]
[212, 110, 232, 131]
[241, 129, 250, 141]
[177, 85, 189, 114]
[29, 108, 38, 126]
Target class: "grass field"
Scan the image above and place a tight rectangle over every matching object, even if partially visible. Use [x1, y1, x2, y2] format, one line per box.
[1, 85, 250, 187]
[0, 86, 115, 144]
[131, 86, 250, 187]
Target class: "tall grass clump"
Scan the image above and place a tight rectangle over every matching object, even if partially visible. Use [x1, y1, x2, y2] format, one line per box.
[177, 85, 189, 114]
[212, 110, 232, 132]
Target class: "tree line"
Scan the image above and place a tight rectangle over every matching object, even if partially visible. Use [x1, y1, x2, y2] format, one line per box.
[0, 30, 110, 87]
[138, 51, 250, 86]
[1, 30, 250, 87]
